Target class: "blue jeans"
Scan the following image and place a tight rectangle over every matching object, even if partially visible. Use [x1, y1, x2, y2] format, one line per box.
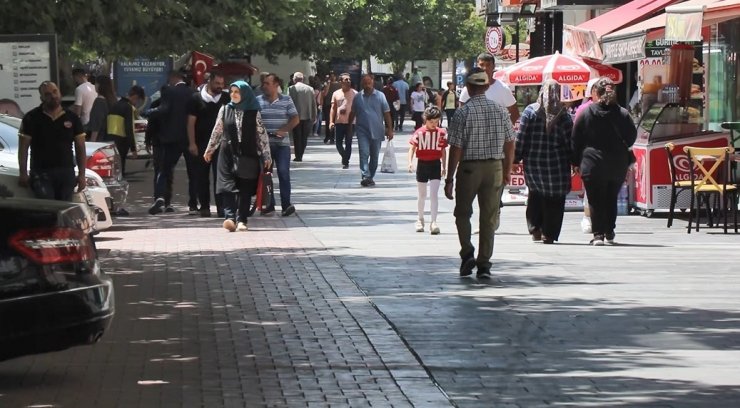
[314, 108, 322, 135]
[269, 144, 291, 209]
[357, 136, 383, 180]
[30, 167, 76, 201]
[335, 124, 352, 166]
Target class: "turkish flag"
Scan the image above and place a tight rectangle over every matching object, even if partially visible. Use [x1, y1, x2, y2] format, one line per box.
[191, 51, 214, 87]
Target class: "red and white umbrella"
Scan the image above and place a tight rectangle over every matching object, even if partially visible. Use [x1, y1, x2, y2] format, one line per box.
[494, 52, 622, 85]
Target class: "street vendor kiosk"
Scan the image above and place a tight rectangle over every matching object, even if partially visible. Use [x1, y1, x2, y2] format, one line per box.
[632, 102, 728, 216]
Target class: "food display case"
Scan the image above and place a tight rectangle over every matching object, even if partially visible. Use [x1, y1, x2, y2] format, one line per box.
[632, 103, 729, 216]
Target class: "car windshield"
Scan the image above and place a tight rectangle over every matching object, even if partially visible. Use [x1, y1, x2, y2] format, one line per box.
[0, 120, 20, 152]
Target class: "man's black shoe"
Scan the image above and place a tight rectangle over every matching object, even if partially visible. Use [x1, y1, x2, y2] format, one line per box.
[148, 198, 165, 215]
[261, 206, 276, 215]
[360, 178, 371, 187]
[199, 209, 211, 217]
[165, 206, 175, 213]
[281, 205, 295, 216]
[293, 157, 302, 162]
[368, 179, 376, 186]
[188, 206, 199, 215]
[477, 268, 491, 279]
[342, 164, 349, 169]
[460, 256, 475, 277]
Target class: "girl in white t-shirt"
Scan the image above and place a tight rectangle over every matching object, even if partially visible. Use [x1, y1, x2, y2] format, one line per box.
[409, 83, 427, 130]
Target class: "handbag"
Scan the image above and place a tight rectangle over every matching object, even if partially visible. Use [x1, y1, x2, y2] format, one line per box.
[254, 171, 275, 213]
[234, 155, 260, 179]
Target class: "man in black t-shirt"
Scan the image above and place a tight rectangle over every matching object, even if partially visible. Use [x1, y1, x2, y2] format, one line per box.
[18, 81, 87, 201]
[186, 72, 228, 217]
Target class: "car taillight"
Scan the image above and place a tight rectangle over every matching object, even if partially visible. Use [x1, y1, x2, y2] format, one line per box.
[87, 150, 113, 178]
[8, 228, 95, 265]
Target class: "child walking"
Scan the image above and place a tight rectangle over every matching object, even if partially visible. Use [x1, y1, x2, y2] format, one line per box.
[408, 107, 448, 235]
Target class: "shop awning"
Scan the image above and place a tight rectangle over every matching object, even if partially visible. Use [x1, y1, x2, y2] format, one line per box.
[563, 0, 681, 59]
[702, 0, 740, 24]
[601, 0, 740, 62]
[577, 0, 679, 37]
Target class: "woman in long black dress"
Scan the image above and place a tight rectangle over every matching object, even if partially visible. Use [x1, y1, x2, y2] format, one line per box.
[204, 81, 271, 232]
[572, 78, 636, 245]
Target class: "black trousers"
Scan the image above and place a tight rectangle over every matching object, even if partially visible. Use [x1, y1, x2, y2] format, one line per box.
[154, 143, 197, 208]
[211, 149, 223, 215]
[388, 105, 397, 128]
[293, 119, 313, 160]
[222, 177, 257, 223]
[583, 178, 623, 237]
[322, 105, 333, 142]
[412, 111, 424, 130]
[192, 141, 215, 211]
[184, 152, 198, 208]
[396, 104, 407, 129]
[526, 190, 566, 241]
[152, 144, 174, 206]
[113, 137, 131, 177]
[444, 109, 456, 127]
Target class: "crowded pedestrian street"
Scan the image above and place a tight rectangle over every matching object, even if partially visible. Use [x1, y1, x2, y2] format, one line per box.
[1, 127, 739, 408]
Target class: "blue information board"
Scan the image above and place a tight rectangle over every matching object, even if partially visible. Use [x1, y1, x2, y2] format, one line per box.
[113, 58, 172, 110]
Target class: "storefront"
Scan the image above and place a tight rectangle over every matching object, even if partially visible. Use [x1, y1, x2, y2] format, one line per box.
[600, 0, 740, 129]
[597, 0, 739, 214]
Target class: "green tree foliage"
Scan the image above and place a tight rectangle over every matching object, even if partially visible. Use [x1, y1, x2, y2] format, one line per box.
[0, 0, 484, 64]
[351, 0, 479, 71]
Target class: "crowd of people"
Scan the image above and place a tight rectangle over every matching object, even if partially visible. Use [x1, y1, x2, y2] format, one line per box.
[16, 53, 637, 277]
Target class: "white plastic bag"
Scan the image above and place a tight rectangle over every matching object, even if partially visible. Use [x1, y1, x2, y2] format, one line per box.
[380, 140, 398, 173]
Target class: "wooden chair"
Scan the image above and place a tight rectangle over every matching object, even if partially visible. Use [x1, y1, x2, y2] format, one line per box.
[684, 146, 738, 234]
[664, 143, 693, 228]
[721, 122, 740, 182]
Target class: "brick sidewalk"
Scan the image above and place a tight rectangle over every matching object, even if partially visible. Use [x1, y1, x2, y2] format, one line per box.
[3, 129, 740, 408]
[0, 152, 450, 407]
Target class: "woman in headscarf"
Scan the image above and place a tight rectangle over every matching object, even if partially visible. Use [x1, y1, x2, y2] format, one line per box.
[204, 80, 271, 232]
[572, 77, 636, 246]
[515, 79, 574, 244]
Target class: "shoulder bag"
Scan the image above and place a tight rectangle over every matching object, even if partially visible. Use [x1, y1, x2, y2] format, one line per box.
[610, 120, 636, 165]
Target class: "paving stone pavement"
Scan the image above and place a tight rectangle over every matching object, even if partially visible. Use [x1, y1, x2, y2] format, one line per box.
[292, 130, 740, 408]
[1, 124, 740, 408]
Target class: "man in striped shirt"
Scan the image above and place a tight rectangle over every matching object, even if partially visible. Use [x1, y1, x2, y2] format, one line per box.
[257, 74, 299, 216]
[445, 68, 515, 280]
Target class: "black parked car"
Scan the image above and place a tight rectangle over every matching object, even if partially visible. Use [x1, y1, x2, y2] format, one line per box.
[0, 196, 114, 361]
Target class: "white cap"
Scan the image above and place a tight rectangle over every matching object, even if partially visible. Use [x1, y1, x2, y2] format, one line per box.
[293, 72, 304, 80]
